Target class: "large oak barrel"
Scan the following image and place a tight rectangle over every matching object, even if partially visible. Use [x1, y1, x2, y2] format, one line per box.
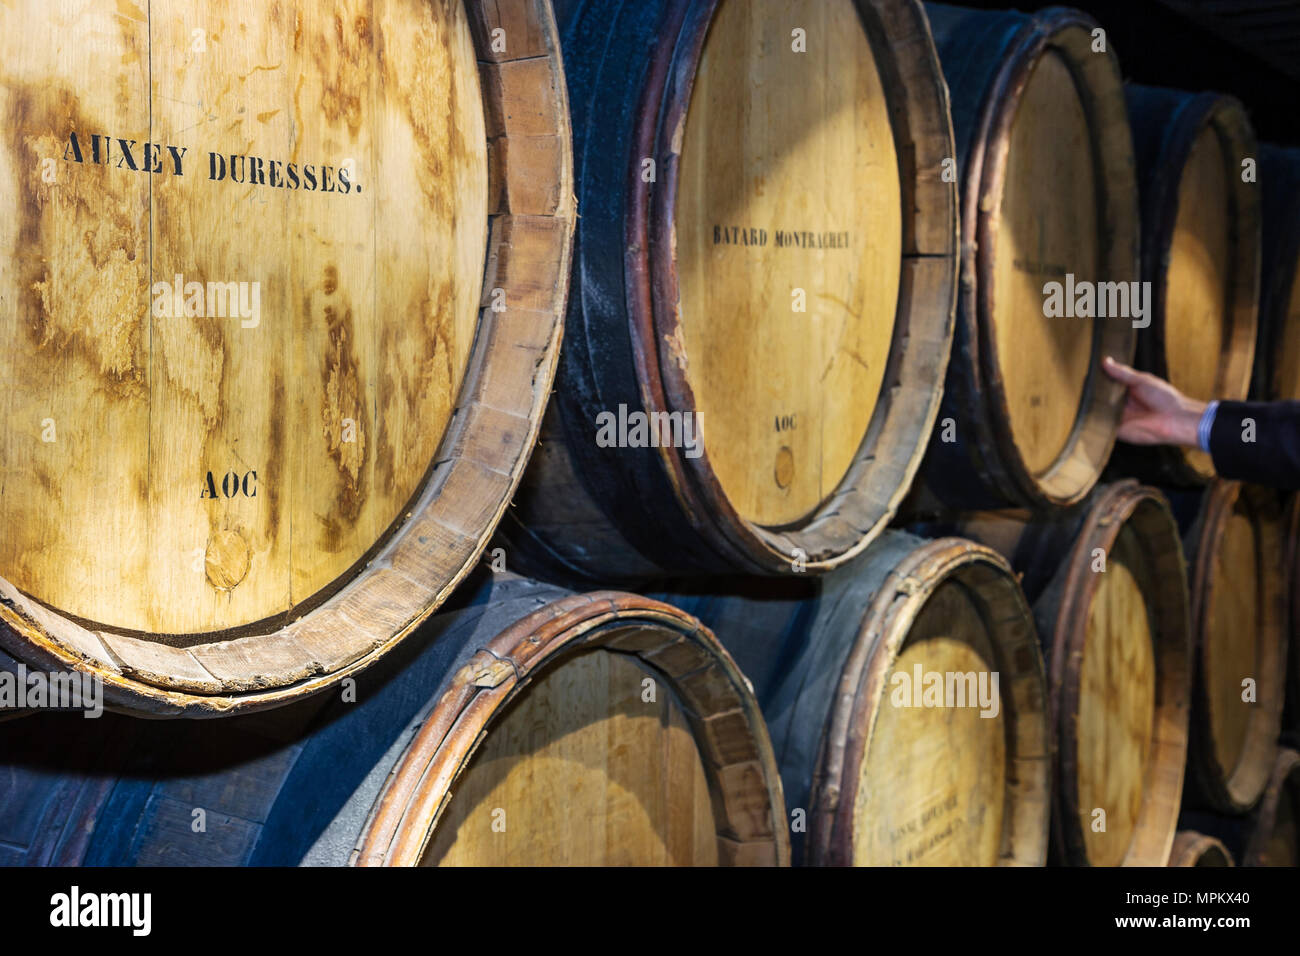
[664, 532, 1051, 866]
[0, 573, 788, 866]
[1176, 481, 1286, 814]
[1114, 88, 1259, 485]
[501, 0, 958, 581]
[0, 0, 575, 715]
[955, 482, 1191, 866]
[1252, 146, 1300, 401]
[1240, 749, 1300, 866]
[917, 4, 1138, 509]
[1168, 830, 1234, 867]
[1180, 749, 1300, 867]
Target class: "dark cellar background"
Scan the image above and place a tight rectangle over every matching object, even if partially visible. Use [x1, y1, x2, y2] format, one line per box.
[949, 0, 1300, 145]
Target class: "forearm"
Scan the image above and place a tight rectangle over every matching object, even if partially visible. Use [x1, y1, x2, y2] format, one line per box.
[1166, 396, 1209, 449]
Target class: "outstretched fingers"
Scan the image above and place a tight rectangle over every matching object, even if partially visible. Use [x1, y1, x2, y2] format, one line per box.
[1102, 355, 1144, 387]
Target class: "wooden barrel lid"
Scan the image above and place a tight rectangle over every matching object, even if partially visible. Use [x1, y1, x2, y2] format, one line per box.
[948, 482, 1191, 865]
[1168, 830, 1234, 867]
[814, 536, 1050, 866]
[981, 17, 1134, 503]
[1123, 89, 1259, 483]
[1043, 484, 1190, 866]
[353, 588, 790, 867]
[921, 5, 1137, 509]
[518, 0, 956, 579]
[1185, 482, 1286, 813]
[853, 574, 1010, 865]
[421, 648, 719, 865]
[0, 0, 575, 713]
[992, 48, 1099, 479]
[673, 0, 901, 528]
[1076, 527, 1157, 862]
[1166, 126, 1234, 402]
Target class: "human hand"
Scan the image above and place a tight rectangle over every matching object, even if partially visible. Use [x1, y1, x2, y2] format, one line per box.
[1102, 357, 1207, 448]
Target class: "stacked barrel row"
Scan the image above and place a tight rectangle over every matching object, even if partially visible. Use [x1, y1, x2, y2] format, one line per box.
[1, 0, 1299, 868]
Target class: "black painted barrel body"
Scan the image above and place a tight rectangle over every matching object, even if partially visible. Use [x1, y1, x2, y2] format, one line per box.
[1252, 145, 1300, 402]
[0, 575, 553, 866]
[0, 571, 790, 868]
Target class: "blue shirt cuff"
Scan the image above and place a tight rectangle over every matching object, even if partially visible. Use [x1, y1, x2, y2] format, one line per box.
[1198, 401, 1219, 453]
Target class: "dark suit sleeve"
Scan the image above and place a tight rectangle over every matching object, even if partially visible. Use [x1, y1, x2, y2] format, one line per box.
[1209, 400, 1300, 489]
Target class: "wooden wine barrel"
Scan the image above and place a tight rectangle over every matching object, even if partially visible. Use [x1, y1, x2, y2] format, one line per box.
[664, 532, 1051, 866]
[917, 4, 1138, 509]
[1239, 748, 1300, 866]
[1285, 492, 1300, 738]
[1113, 88, 1259, 485]
[1168, 831, 1233, 867]
[501, 0, 959, 581]
[0, 0, 575, 715]
[0, 573, 789, 866]
[955, 482, 1191, 866]
[1252, 146, 1300, 402]
[1178, 481, 1286, 814]
[1180, 749, 1300, 867]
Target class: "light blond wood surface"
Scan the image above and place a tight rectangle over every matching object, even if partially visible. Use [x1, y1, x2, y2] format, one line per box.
[1165, 126, 1231, 402]
[852, 580, 1006, 866]
[1076, 524, 1156, 867]
[992, 51, 1097, 478]
[422, 649, 718, 866]
[1164, 125, 1231, 476]
[1207, 510, 1258, 780]
[0, 0, 486, 634]
[1185, 483, 1284, 813]
[674, 0, 901, 527]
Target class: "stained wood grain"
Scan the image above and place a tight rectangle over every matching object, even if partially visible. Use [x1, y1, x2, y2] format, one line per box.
[2, 0, 484, 633]
[0, 0, 575, 714]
